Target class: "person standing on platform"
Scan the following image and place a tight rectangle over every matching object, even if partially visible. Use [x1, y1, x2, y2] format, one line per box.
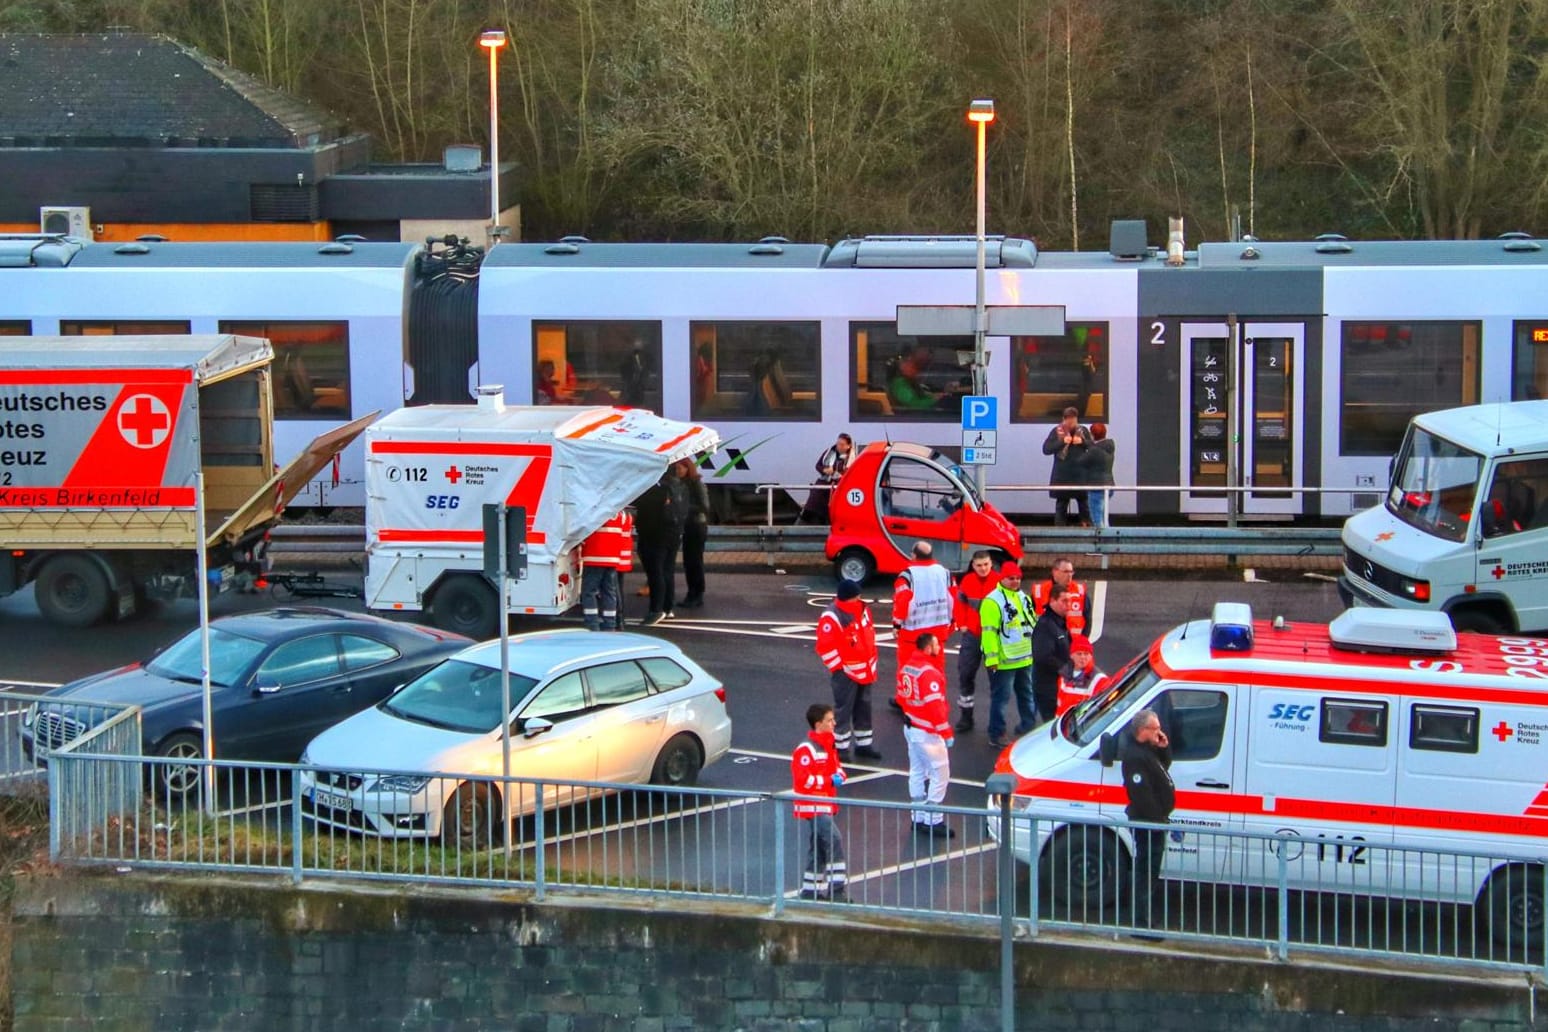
[791, 703, 848, 902]
[1030, 557, 1088, 636]
[951, 550, 999, 733]
[578, 510, 629, 632]
[676, 458, 711, 609]
[898, 632, 955, 839]
[1056, 634, 1108, 716]
[1043, 407, 1093, 526]
[891, 540, 953, 676]
[814, 579, 882, 761]
[980, 563, 1037, 749]
[1084, 422, 1116, 529]
[1030, 581, 1074, 724]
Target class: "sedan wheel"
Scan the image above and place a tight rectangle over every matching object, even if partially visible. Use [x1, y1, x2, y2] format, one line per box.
[650, 734, 702, 787]
[441, 781, 505, 849]
[154, 733, 206, 803]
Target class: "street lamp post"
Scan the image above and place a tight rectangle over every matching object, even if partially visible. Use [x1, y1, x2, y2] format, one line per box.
[968, 98, 996, 495]
[480, 29, 508, 238]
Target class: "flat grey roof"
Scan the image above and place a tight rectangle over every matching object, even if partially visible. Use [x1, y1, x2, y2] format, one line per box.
[482, 241, 830, 269]
[64, 241, 419, 269]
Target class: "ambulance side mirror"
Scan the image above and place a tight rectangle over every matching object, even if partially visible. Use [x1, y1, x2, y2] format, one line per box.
[1098, 732, 1118, 768]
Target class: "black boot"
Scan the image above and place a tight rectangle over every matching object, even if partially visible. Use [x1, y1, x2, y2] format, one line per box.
[954, 711, 974, 733]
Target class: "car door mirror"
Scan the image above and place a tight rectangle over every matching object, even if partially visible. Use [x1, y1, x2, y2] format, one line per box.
[253, 677, 283, 696]
[1098, 732, 1118, 768]
[522, 716, 554, 739]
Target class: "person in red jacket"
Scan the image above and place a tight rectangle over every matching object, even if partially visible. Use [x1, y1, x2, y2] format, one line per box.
[1056, 634, 1109, 716]
[578, 510, 630, 631]
[814, 579, 881, 761]
[898, 633, 955, 839]
[1030, 556, 1088, 636]
[791, 703, 848, 901]
[950, 550, 1000, 733]
[613, 509, 634, 630]
[892, 541, 953, 675]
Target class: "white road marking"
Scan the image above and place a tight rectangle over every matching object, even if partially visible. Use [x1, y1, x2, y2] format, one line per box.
[0, 680, 60, 694]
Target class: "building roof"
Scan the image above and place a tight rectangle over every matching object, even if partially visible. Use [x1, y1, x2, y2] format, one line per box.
[0, 32, 344, 148]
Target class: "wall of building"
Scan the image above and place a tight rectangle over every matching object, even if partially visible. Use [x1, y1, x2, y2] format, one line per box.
[9, 876, 1542, 1032]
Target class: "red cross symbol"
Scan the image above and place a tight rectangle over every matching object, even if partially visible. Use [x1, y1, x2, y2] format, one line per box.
[1374, 531, 1394, 542]
[444, 465, 463, 485]
[117, 394, 171, 448]
[1493, 720, 1514, 742]
[1492, 565, 1507, 580]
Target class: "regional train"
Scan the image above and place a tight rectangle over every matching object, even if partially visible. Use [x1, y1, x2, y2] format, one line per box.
[4, 228, 1546, 522]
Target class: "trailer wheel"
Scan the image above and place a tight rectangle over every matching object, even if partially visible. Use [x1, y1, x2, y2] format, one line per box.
[430, 575, 499, 640]
[35, 554, 112, 628]
[1450, 608, 1507, 635]
[1483, 864, 1545, 946]
[834, 548, 875, 585]
[1040, 825, 1128, 917]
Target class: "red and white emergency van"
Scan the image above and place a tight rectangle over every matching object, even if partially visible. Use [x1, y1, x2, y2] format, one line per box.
[989, 603, 1548, 943]
[825, 441, 1022, 581]
[364, 388, 718, 638]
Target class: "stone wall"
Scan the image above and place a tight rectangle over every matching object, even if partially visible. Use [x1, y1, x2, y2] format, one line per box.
[9, 875, 1543, 1031]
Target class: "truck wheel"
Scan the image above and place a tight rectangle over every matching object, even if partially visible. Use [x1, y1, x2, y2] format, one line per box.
[1450, 609, 1507, 635]
[1483, 864, 1545, 947]
[35, 554, 112, 628]
[430, 575, 499, 640]
[1040, 825, 1128, 916]
[834, 548, 875, 585]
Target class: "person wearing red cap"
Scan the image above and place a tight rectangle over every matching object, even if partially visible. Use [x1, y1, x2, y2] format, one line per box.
[950, 550, 999, 733]
[1056, 633, 1109, 716]
[979, 562, 1037, 749]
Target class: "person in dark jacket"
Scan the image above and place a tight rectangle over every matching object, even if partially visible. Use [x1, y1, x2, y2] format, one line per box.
[1083, 422, 1116, 529]
[1042, 407, 1093, 526]
[633, 470, 687, 625]
[676, 458, 711, 608]
[1029, 580, 1072, 723]
[1119, 708, 1175, 929]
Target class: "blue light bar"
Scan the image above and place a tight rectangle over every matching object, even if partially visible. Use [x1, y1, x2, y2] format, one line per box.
[1210, 602, 1254, 652]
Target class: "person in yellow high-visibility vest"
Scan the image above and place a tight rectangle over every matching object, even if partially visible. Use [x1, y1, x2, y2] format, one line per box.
[979, 562, 1037, 749]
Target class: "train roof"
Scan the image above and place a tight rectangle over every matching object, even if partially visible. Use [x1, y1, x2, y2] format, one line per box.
[1194, 237, 1548, 268]
[46, 240, 419, 269]
[482, 241, 830, 269]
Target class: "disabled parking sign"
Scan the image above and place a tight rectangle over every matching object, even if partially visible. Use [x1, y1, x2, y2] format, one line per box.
[962, 396, 996, 464]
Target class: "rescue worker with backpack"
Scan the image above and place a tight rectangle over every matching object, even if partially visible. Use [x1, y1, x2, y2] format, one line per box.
[980, 562, 1037, 749]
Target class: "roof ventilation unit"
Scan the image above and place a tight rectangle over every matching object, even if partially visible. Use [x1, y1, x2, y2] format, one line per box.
[1108, 220, 1148, 261]
[1328, 609, 1456, 654]
[443, 144, 483, 172]
[40, 206, 93, 241]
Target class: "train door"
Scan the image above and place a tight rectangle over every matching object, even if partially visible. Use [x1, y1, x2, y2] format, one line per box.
[1177, 322, 1305, 516]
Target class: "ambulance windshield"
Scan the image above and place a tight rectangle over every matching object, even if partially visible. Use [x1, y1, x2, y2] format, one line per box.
[1385, 427, 1484, 543]
[1064, 656, 1161, 745]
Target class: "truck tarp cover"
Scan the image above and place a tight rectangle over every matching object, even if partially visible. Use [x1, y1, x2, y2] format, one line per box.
[0, 335, 270, 510]
[367, 404, 720, 564]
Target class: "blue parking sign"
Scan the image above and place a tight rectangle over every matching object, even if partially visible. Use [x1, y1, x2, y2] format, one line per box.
[962, 396, 997, 430]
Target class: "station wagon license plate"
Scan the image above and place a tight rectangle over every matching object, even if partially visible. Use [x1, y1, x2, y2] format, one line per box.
[310, 788, 353, 812]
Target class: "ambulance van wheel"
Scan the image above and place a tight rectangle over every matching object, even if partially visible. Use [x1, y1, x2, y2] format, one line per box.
[834, 548, 875, 585]
[1483, 864, 1544, 946]
[1041, 825, 1127, 916]
[1449, 608, 1507, 635]
[35, 554, 113, 628]
[430, 575, 499, 640]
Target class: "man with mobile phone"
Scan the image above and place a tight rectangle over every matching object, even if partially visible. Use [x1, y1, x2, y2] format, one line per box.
[1120, 708, 1174, 932]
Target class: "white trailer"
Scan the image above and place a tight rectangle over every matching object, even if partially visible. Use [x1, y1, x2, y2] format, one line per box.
[364, 389, 719, 637]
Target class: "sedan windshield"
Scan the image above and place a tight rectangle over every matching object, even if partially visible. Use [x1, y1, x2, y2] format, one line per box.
[1385, 426, 1484, 543]
[146, 627, 267, 688]
[383, 660, 538, 734]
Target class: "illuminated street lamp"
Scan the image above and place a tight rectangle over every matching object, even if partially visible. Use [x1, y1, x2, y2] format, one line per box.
[968, 98, 995, 494]
[480, 29, 508, 237]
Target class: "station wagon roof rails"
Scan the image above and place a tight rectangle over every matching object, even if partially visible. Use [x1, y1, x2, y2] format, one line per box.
[0, 233, 84, 268]
[822, 234, 1038, 269]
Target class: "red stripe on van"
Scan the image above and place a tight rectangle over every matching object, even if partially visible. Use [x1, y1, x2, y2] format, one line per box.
[1151, 652, 1548, 707]
[375, 528, 548, 544]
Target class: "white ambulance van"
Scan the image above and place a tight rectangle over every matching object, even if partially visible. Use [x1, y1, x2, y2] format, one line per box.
[1341, 400, 1548, 634]
[988, 603, 1548, 943]
[364, 388, 718, 638]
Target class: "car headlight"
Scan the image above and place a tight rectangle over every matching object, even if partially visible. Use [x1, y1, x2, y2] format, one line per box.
[373, 774, 431, 793]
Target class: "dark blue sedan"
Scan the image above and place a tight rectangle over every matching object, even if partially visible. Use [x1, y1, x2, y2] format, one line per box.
[21, 607, 470, 796]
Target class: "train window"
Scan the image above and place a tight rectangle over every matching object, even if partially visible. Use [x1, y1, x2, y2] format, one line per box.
[1009, 322, 1109, 424]
[1511, 320, 1548, 401]
[1480, 458, 1548, 535]
[1340, 321, 1480, 455]
[689, 321, 819, 420]
[220, 321, 350, 420]
[532, 320, 662, 413]
[850, 323, 971, 422]
[0, 321, 29, 335]
[60, 320, 191, 336]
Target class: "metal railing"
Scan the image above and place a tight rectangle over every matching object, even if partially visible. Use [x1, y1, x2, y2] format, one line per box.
[39, 749, 1548, 979]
